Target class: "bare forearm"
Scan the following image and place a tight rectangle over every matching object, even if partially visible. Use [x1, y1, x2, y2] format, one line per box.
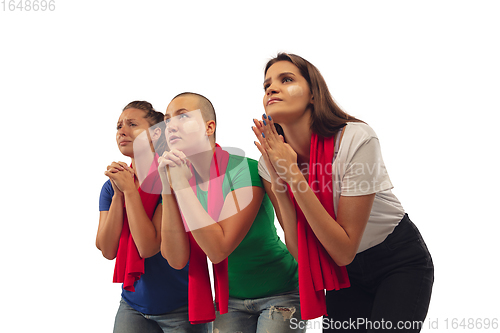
[174, 188, 228, 263]
[289, 177, 357, 266]
[97, 195, 124, 260]
[161, 194, 190, 269]
[123, 189, 160, 258]
[273, 189, 299, 261]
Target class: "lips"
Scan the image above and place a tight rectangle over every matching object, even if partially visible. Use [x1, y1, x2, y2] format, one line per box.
[267, 97, 282, 106]
[169, 135, 181, 143]
[119, 140, 132, 146]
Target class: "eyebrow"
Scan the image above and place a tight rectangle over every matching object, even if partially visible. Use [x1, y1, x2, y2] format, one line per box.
[263, 72, 297, 85]
[117, 118, 137, 125]
[164, 108, 189, 119]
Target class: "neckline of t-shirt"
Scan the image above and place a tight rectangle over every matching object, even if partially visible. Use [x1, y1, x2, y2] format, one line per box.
[195, 182, 208, 194]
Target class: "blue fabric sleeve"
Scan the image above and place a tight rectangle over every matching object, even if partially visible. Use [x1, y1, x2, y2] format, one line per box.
[99, 180, 114, 211]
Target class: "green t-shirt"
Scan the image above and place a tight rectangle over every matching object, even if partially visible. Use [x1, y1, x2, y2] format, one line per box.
[195, 154, 298, 299]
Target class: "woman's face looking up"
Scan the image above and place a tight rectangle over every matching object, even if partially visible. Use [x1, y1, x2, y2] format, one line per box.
[263, 60, 314, 124]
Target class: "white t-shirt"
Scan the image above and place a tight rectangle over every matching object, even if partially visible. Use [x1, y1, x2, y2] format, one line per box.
[258, 122, 405, 253]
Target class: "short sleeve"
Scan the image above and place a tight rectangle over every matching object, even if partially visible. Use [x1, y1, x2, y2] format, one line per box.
[257, 155, 272, 183]
[340, 137, 393, 196]
[99, 180, 114, 211]
[225, 156, 263, 193]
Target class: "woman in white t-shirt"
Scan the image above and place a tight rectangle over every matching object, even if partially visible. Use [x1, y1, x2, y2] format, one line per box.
[252, 53, 433, 333]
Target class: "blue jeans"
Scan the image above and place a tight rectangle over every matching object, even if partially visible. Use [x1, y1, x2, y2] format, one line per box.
[113, 298, 211, 333]
[325, 214, 434, 332]
[213, 289, 306, 333]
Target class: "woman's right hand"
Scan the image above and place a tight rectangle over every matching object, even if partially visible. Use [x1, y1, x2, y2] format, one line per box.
[252, 118, 288, 194]
[158, 150, 192, 194]
[105, 162, 134, 196]
[158, 153, 172, 194]
[158, 150, 193, 193]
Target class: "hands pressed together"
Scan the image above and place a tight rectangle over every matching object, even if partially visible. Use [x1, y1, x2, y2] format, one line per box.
[157, 149, 193, 193]
[104, 162, 135, 195]
[252, 114, 302, 193]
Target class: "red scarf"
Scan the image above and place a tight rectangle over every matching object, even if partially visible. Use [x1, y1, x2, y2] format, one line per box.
[113, 155, 162, 291]
[182, 144, 229, 324]
[287, 133, 350, 320]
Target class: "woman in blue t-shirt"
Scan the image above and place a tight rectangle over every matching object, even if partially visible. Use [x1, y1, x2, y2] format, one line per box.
[96, 101, 210, 333]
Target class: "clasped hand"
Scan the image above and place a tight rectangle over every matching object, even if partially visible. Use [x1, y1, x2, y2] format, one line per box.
[104, 161, 136, 194]
[252, 115, 302, 190]
[158, 149, 193, 192]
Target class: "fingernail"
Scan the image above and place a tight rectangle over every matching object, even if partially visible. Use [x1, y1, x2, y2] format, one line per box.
[262, 133, 266, 138]
[268, 115, 272, 121]
[263, 120, 267, 126]
[263, 114, 267, 119]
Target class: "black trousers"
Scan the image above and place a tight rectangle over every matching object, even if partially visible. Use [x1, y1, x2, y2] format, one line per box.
[325, 214, 434, 332]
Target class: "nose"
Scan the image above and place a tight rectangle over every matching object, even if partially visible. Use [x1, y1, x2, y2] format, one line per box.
[166, 119, 178, 133]
[118, 126, 127, 137]
[266, 82, 279, 96]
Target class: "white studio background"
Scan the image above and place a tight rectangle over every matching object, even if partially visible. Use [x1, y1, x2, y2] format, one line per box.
[1, 1, 499, 332]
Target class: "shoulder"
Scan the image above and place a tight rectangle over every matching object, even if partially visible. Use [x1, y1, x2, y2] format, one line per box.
[339, 122, 380, 153]
[336, 122, 386, 166]
[226, 154, 262, 187]
[100, 179, 114, 195]
[343, 122, 379, 142]
[99, 179, 114, 211]
[227, 154, 258, 172]
[228, 154, 257, 165]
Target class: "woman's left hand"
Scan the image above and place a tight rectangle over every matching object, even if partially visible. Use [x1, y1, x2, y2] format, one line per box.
[104, 162, 136, 193]
[254, 115, 302, 185]
[159, 149, 192, 191]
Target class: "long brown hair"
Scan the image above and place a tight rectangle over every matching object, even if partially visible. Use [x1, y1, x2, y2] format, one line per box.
[123, 101, 167, 155]
[265, 53, 363, 138]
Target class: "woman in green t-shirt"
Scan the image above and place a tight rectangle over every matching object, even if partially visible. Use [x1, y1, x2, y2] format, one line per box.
[158, 92, 306, 333]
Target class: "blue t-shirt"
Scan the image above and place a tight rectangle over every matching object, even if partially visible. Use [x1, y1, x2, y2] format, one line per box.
[99, 180, 189, 315]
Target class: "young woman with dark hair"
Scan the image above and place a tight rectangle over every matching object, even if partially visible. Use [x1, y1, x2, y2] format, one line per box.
[96, 101, 209, 333]
[253, 53, 434, 332]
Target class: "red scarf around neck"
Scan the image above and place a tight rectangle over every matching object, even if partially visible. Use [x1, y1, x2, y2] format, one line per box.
[287, 133, 350, 320]
[182, 144, 229, 324]
[113, 154, 162, 291]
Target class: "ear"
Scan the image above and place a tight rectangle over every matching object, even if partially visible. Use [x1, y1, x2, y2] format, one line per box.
[205, 120, 216, 137]
[310, 95, 314, 104]
[151, 127, 162, 141]
[149, 127, 162, 148]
